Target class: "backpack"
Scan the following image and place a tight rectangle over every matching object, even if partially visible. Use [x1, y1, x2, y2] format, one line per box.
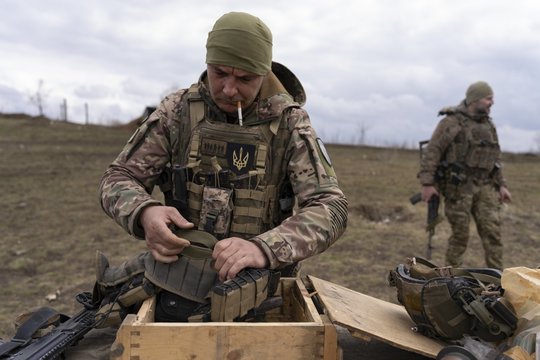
[388, 257, 517, 342]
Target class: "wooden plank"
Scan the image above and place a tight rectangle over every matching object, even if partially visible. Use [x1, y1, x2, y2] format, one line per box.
[321, 314, 340, 360]
[116, 322, 325, 359]
[296, 278, 323, 323]
[135, 295, 155, 324]
[110, 314, 136, 359]
[309, 275, 445, 359]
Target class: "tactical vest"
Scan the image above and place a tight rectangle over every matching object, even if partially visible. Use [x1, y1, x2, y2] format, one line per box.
[388, 257, 517, 342]
[151, 76, 301, 305]
[164, 83, 299, 240]
[441, 109, 501, 184]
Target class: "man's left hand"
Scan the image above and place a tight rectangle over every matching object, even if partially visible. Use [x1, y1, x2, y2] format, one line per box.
[212, 237, 268, 281]
[499, 186, 512, 203]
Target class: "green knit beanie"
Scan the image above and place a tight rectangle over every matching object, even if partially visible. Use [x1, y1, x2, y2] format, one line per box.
[465, 81, 493, 105]
[206, 12, 272, 75]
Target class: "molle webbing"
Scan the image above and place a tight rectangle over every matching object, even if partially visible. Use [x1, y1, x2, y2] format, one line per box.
[231, 185, 276, 235]
[144, 229, 219, 303]
[144, 256, 217, 303]
[181, 100, 279, 237]
[186, 126, 269, 175]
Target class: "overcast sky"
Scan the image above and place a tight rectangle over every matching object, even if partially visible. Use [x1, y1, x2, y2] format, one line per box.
[1, 0, 540, 152]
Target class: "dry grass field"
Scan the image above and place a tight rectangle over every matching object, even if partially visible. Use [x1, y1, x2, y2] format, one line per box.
[1, 114, 539, 355]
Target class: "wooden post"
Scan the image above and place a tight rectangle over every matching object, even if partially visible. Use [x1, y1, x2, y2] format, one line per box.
[62, 98, 68, 122]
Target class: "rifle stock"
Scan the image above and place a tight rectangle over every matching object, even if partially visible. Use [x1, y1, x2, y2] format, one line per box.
[0, 293, 97, 360]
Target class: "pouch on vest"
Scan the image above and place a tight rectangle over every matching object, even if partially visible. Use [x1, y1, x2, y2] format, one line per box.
[388, 257, 518, 343]
[198, 186, 233, 238]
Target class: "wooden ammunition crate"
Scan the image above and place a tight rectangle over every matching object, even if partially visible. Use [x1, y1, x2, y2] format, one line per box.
[111, 276, 444, 359]
[111, 277, 341, 360]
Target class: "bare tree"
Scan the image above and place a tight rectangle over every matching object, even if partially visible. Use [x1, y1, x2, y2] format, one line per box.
[29, 79, 49, 117]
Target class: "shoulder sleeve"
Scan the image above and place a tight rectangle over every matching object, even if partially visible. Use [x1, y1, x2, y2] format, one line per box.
[251, 107, 348, 268]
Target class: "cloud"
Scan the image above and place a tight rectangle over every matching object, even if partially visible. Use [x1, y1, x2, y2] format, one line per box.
[1, 0, 540, 152]
[0, 84, 28, 114]
[73, 85, 112, 99]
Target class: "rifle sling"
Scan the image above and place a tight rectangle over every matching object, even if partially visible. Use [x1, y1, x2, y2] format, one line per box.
[0, 307, 66, 356]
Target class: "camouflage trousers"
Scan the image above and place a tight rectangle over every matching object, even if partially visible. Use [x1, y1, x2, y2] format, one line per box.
[443, 183, 503, 269]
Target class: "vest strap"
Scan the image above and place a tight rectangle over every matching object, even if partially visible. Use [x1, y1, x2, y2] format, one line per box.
[187, 84, 205, 129]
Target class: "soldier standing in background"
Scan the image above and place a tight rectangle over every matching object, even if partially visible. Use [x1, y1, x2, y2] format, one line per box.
[417, 81, 511, 270]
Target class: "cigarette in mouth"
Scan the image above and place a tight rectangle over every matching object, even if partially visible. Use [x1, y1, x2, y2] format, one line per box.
[237, 101, 243, 126]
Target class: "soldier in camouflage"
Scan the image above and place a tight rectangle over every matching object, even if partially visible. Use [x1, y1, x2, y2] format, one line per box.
[66, 11, 348, 359]
[99, 12, 347, 284]
[418, 81, 511, 270]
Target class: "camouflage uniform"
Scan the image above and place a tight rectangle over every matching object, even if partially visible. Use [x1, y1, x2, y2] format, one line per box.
[99, 62, 348, 271]
[418, 101, 506, 269]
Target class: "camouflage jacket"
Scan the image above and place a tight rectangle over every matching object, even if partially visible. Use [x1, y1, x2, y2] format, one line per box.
[417, 100, 506, 189]
[99, 63, 348, 269]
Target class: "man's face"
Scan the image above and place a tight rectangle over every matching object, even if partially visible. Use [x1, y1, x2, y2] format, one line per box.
[206, 64, 265, 114]
[472, 95, 494, 115]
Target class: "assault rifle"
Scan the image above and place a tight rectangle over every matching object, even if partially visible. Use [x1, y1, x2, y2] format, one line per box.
[410, 193, 441, 260]
[0, 293, 97, 360]
[410, 139, 444, 259]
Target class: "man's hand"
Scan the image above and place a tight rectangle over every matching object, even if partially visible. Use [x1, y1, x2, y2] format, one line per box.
[212, 238, 268, 281]
[499, 186, 512, 203]
[139, 205, 194, 263]
[421, 185, 439, 202]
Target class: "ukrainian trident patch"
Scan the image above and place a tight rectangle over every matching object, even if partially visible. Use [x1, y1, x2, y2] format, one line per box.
[226, 143, 256, 175]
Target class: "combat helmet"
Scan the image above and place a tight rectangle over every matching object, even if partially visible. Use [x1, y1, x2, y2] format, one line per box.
[388, 257, 517, 342]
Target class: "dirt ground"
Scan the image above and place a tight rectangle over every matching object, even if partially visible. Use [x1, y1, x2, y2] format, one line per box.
[1, 115, 539, 359]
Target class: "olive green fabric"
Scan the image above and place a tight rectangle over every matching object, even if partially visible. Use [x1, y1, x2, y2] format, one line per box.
[210, 268, 270, 322]
[465, 81, 493, 105]
[172, 228, 218, 259]
[206, 12, 272, 75]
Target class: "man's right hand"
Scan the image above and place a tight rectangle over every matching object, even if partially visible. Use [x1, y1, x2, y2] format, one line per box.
[421, 185, 439, 202]
[139, 205, 194, 263]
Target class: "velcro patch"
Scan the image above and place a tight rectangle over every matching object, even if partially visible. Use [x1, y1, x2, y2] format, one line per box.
[316, 138, 332, 166]
[201, 138, 227, 157]
[226, 143, 256, 175]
